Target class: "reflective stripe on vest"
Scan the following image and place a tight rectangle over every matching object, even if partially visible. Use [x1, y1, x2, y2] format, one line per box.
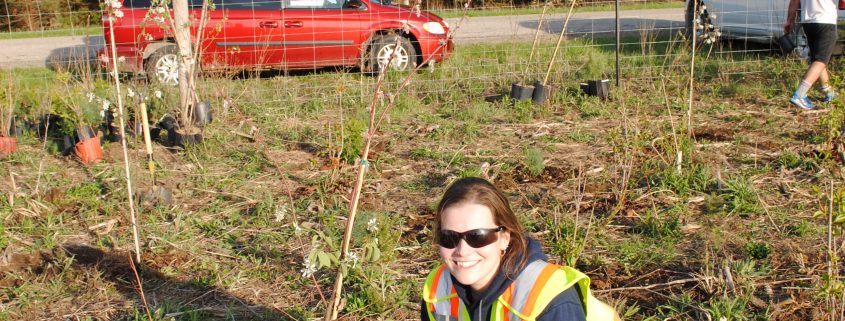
[422, 261, 620, 321]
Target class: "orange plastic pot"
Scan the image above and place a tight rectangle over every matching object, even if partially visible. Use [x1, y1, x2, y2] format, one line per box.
[0, 135, 17, 158]
[74, 136, 103, 164]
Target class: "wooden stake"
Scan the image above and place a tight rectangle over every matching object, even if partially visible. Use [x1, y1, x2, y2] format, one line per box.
[140, 100, 156, 181]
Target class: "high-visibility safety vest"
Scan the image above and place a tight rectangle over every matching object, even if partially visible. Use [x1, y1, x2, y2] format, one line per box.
[422, 260, 621, 321]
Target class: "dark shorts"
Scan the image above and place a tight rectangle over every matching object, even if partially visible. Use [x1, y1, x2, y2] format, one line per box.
[803, 23, 837, 64]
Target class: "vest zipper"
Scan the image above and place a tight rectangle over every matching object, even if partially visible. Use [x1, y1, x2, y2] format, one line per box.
[477, 298, 482, 321]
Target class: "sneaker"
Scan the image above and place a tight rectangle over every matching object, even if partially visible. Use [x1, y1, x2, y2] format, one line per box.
[824, 91, 838, 103]
[790, 94, 814, 110]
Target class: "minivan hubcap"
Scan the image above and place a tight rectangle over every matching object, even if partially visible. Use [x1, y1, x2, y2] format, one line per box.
[155, 53, 179, 86]
[376, 44, 409, 71]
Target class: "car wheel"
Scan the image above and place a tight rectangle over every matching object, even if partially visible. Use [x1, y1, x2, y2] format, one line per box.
[368, 34, 417, 73]
[145, 45, 180, 86]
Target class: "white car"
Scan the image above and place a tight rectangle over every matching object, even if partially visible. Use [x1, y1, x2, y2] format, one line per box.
[685, 0, 845, 54]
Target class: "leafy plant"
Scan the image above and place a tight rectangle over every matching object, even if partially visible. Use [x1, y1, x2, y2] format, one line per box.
[524, 147, 545, 177]
[743, 241, 770, 260]
[722, 177, 760, 215]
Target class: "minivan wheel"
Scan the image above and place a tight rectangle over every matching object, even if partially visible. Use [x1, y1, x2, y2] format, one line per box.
[683, 0, 697, 39]
[145, 45, 179, 86]
[369, 34, 417, 73]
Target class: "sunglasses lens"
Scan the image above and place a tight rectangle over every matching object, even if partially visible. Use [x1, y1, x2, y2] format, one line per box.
[438, 230, 460, 249]
[465, 229, 497, 248]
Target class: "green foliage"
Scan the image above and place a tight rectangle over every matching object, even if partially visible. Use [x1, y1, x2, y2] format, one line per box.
[523, 147, 544, 177]
[612, 235, 677, 273]
[634, 209, 681, 239]
[776, 150, 802, 170]
[722, 177, 760, 215]
[743, 241, 771, 260]
[651, 163, 714, 196]
[579, 50, 611, 80]
[704, 297, 750, 321]
[339, 117, 367, 164]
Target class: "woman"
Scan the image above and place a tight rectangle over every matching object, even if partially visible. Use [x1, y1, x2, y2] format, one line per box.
[421, 177, 619, 321]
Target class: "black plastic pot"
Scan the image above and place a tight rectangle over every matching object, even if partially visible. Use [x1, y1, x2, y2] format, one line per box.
[102, 109, 116, 137]
[532, 80, 551, 104]
[62, 135, 74, 156]
[580, 79, 610, 100]
[168, 128, 203, 147]
[777, 34, 795, 55]
[150, 127, 162, 141]
[8, 117, 22, 136]
[76, 126, 96, 141]
[510, 83, 534, 101]
[193, 101, 213, 127]
[158, 114, 177, 131]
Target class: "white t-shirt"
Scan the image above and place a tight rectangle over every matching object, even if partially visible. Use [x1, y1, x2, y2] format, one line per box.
[802, 0, 838, 24]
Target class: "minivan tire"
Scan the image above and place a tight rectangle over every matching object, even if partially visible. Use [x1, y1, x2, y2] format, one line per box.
[368, 34, 417, 73]
[145, 45, 180, 86]
[684, 0, 697, 40]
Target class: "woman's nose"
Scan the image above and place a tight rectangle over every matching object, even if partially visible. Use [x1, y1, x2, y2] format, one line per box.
[453, 239, 471, 254]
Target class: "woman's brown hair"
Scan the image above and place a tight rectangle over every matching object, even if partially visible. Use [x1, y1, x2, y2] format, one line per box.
[434, 177, 528, 279]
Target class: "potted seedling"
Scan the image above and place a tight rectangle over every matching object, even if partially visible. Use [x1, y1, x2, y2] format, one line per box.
[56, 87, 105, 164]
[141, 0, 214, 148]
[0, 79, 16, 158]
[510, 2, 552, 102]
[535, 0, 578, 104]
[577, 51, 611, 100]
[155, 87, 210, 147]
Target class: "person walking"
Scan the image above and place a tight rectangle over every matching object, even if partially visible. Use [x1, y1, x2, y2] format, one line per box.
[786, 0, 839, 110]
[421, 177, 620, 320]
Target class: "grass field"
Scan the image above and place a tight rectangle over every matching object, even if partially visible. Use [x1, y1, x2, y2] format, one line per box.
[0, 26, 102, 41]
[0, 32, 843, 320]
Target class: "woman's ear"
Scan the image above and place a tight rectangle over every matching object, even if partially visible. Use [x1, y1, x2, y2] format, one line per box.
[499, 230, 511, 252]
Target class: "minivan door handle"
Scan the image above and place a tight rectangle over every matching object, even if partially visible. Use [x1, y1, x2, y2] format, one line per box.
[259, 21, 279, 28]
[284, 21, 304, 28]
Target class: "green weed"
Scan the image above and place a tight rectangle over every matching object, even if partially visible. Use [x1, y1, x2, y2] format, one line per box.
[523, 147, 545, 177]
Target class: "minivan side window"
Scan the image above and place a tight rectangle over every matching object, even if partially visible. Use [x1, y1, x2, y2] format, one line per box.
[213, 0, 282, 10]
[284, 0, 356, 9]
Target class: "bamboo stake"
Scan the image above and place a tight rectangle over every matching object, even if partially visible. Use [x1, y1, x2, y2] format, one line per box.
[661, 79, 682, 175]
[127, 254, 154, 321]
[3, 76, 12, 135]
[34, 98, 51, 194]
[687, 0, 698, 137]
[829, 180, 835, 317]
[524, 1, 551, 79]
[542, 0, 578, 85]
[107, 8, 142, 263]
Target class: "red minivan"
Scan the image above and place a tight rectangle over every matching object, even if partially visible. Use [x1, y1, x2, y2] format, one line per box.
[100, 0, 453, 85]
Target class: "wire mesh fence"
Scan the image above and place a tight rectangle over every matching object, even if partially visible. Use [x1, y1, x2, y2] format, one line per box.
[2, 0, 843, 320]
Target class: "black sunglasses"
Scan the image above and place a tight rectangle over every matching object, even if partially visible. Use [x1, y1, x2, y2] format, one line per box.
[437, 226, 504, 249]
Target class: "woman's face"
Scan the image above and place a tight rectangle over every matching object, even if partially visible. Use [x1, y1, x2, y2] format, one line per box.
[438, 202, 510, 292]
